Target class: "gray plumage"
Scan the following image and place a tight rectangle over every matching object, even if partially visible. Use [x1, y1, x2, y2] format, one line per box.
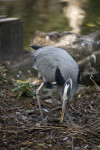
[32, 46, 79, 97]
[31, 46, 80, 125]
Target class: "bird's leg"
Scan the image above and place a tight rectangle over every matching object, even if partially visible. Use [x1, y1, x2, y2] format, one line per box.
[36, 82, 45, 126]
[65, 109, 75, 126]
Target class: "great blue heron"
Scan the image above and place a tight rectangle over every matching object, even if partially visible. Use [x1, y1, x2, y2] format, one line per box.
[31, 45, 80, 125]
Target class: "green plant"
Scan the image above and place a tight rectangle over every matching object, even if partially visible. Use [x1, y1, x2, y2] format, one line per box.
[12, 80, 35, 99]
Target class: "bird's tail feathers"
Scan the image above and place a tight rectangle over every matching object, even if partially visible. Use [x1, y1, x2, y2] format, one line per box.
[30, 45, 45, 50]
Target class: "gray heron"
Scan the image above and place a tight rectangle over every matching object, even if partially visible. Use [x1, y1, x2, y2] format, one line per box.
[31, 45, 80, 125]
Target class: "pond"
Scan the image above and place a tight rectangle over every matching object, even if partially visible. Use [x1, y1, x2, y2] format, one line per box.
[0, 0, 100, 50]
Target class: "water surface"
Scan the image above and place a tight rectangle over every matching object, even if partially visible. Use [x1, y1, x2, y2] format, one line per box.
[0, 0, 100, 50]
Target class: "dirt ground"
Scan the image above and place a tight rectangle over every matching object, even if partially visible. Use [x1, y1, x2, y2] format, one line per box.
[0, 65, 100, 150]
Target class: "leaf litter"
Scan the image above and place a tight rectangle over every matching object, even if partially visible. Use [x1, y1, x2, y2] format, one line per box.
[0, 66, 100, 150]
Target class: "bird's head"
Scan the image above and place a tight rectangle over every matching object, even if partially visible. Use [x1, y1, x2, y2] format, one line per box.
[60, 78, 72, 123]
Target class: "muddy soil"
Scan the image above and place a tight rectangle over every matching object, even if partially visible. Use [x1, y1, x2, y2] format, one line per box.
[0, 65, 100, 150]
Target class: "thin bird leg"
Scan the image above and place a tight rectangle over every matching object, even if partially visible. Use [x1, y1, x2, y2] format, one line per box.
[36, 82, 45, 126]
[65, 109, 75, 126]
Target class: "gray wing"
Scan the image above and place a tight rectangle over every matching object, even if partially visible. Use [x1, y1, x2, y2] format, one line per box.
[32, 46, 79, 85]
[35, 56, 57, 82]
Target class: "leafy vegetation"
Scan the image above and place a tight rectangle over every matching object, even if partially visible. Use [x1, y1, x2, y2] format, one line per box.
[12, 80, 35, 99]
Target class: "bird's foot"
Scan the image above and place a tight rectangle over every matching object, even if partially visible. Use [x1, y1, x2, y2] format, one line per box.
[65, 110, 75, 127]
[41, 116, 46, 126]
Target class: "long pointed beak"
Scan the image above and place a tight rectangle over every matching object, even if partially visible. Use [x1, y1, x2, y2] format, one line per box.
[60, 102, 67, 123]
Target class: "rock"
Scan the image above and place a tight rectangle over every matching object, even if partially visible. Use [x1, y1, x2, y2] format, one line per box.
[30, 30, 100, 84]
